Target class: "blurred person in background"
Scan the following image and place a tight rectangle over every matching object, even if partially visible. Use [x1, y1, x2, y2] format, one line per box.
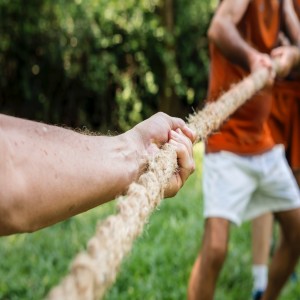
[188, 0, 300, 299]
[251, 0, 300, 299]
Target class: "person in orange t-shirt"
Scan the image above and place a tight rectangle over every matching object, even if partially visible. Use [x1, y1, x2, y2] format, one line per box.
[270, 0, 300, 186]
[187, 1, 300, 300]
[251, 0, 300, 298]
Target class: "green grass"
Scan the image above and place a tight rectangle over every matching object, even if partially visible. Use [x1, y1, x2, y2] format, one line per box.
[1, 144, 300, 299]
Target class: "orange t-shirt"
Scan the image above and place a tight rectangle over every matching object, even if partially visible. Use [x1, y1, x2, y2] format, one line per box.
[269, 80, 300, 169]
[206, 0, 281, 155]
[267, 0, 300, 169]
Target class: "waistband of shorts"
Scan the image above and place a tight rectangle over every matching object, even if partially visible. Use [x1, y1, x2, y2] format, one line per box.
[205, 144, 284, 159]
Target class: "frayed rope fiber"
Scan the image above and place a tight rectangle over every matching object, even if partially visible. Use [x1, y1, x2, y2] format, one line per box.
[47, 62, 280, 300]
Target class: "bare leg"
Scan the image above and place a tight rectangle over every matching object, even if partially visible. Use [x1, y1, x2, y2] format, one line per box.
[252, 213, 273, 265]
[188, 218, 230, 300]
[262, 208, 300, 300]
[251, 213, 273, 293]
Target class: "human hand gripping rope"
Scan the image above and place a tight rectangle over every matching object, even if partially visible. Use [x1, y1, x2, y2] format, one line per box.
[46, 59, 285, 300]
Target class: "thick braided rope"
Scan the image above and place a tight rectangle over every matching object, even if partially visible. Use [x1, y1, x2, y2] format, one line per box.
[46, 64, 277, 300]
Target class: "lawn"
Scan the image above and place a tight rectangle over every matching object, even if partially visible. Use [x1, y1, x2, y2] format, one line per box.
[0, 144, 299, 300]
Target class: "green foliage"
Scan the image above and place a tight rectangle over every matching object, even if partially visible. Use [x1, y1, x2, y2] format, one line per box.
[0, 0, 213, 131]
[0, 202, 116, 300]
[1, 145, 300, 299]
[175, 0, 214, 103]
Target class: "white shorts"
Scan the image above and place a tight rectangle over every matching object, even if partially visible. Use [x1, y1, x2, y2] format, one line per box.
[203, 145, 300, 225]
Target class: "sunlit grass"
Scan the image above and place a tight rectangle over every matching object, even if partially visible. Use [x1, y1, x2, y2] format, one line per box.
[1, 143, 300, 299]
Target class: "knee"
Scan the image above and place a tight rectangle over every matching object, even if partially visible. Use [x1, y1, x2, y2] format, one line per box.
[204, 239, 228, 268]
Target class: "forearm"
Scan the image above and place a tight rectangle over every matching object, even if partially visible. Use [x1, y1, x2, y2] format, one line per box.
[208, 0, 255, 71]
[282, 0, 300, 69]
[283, 0, 300, 48]
[0, 114, 144, 235]
[208, 17, 257, 71]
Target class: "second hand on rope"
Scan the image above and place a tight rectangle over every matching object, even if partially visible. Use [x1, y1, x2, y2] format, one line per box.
[46, 61, 280, 300]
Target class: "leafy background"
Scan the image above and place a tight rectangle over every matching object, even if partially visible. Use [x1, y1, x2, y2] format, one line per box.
[0, 0, 214, 132]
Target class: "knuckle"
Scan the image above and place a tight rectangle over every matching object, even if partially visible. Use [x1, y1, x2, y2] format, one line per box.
[157, 112, 167, 118]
